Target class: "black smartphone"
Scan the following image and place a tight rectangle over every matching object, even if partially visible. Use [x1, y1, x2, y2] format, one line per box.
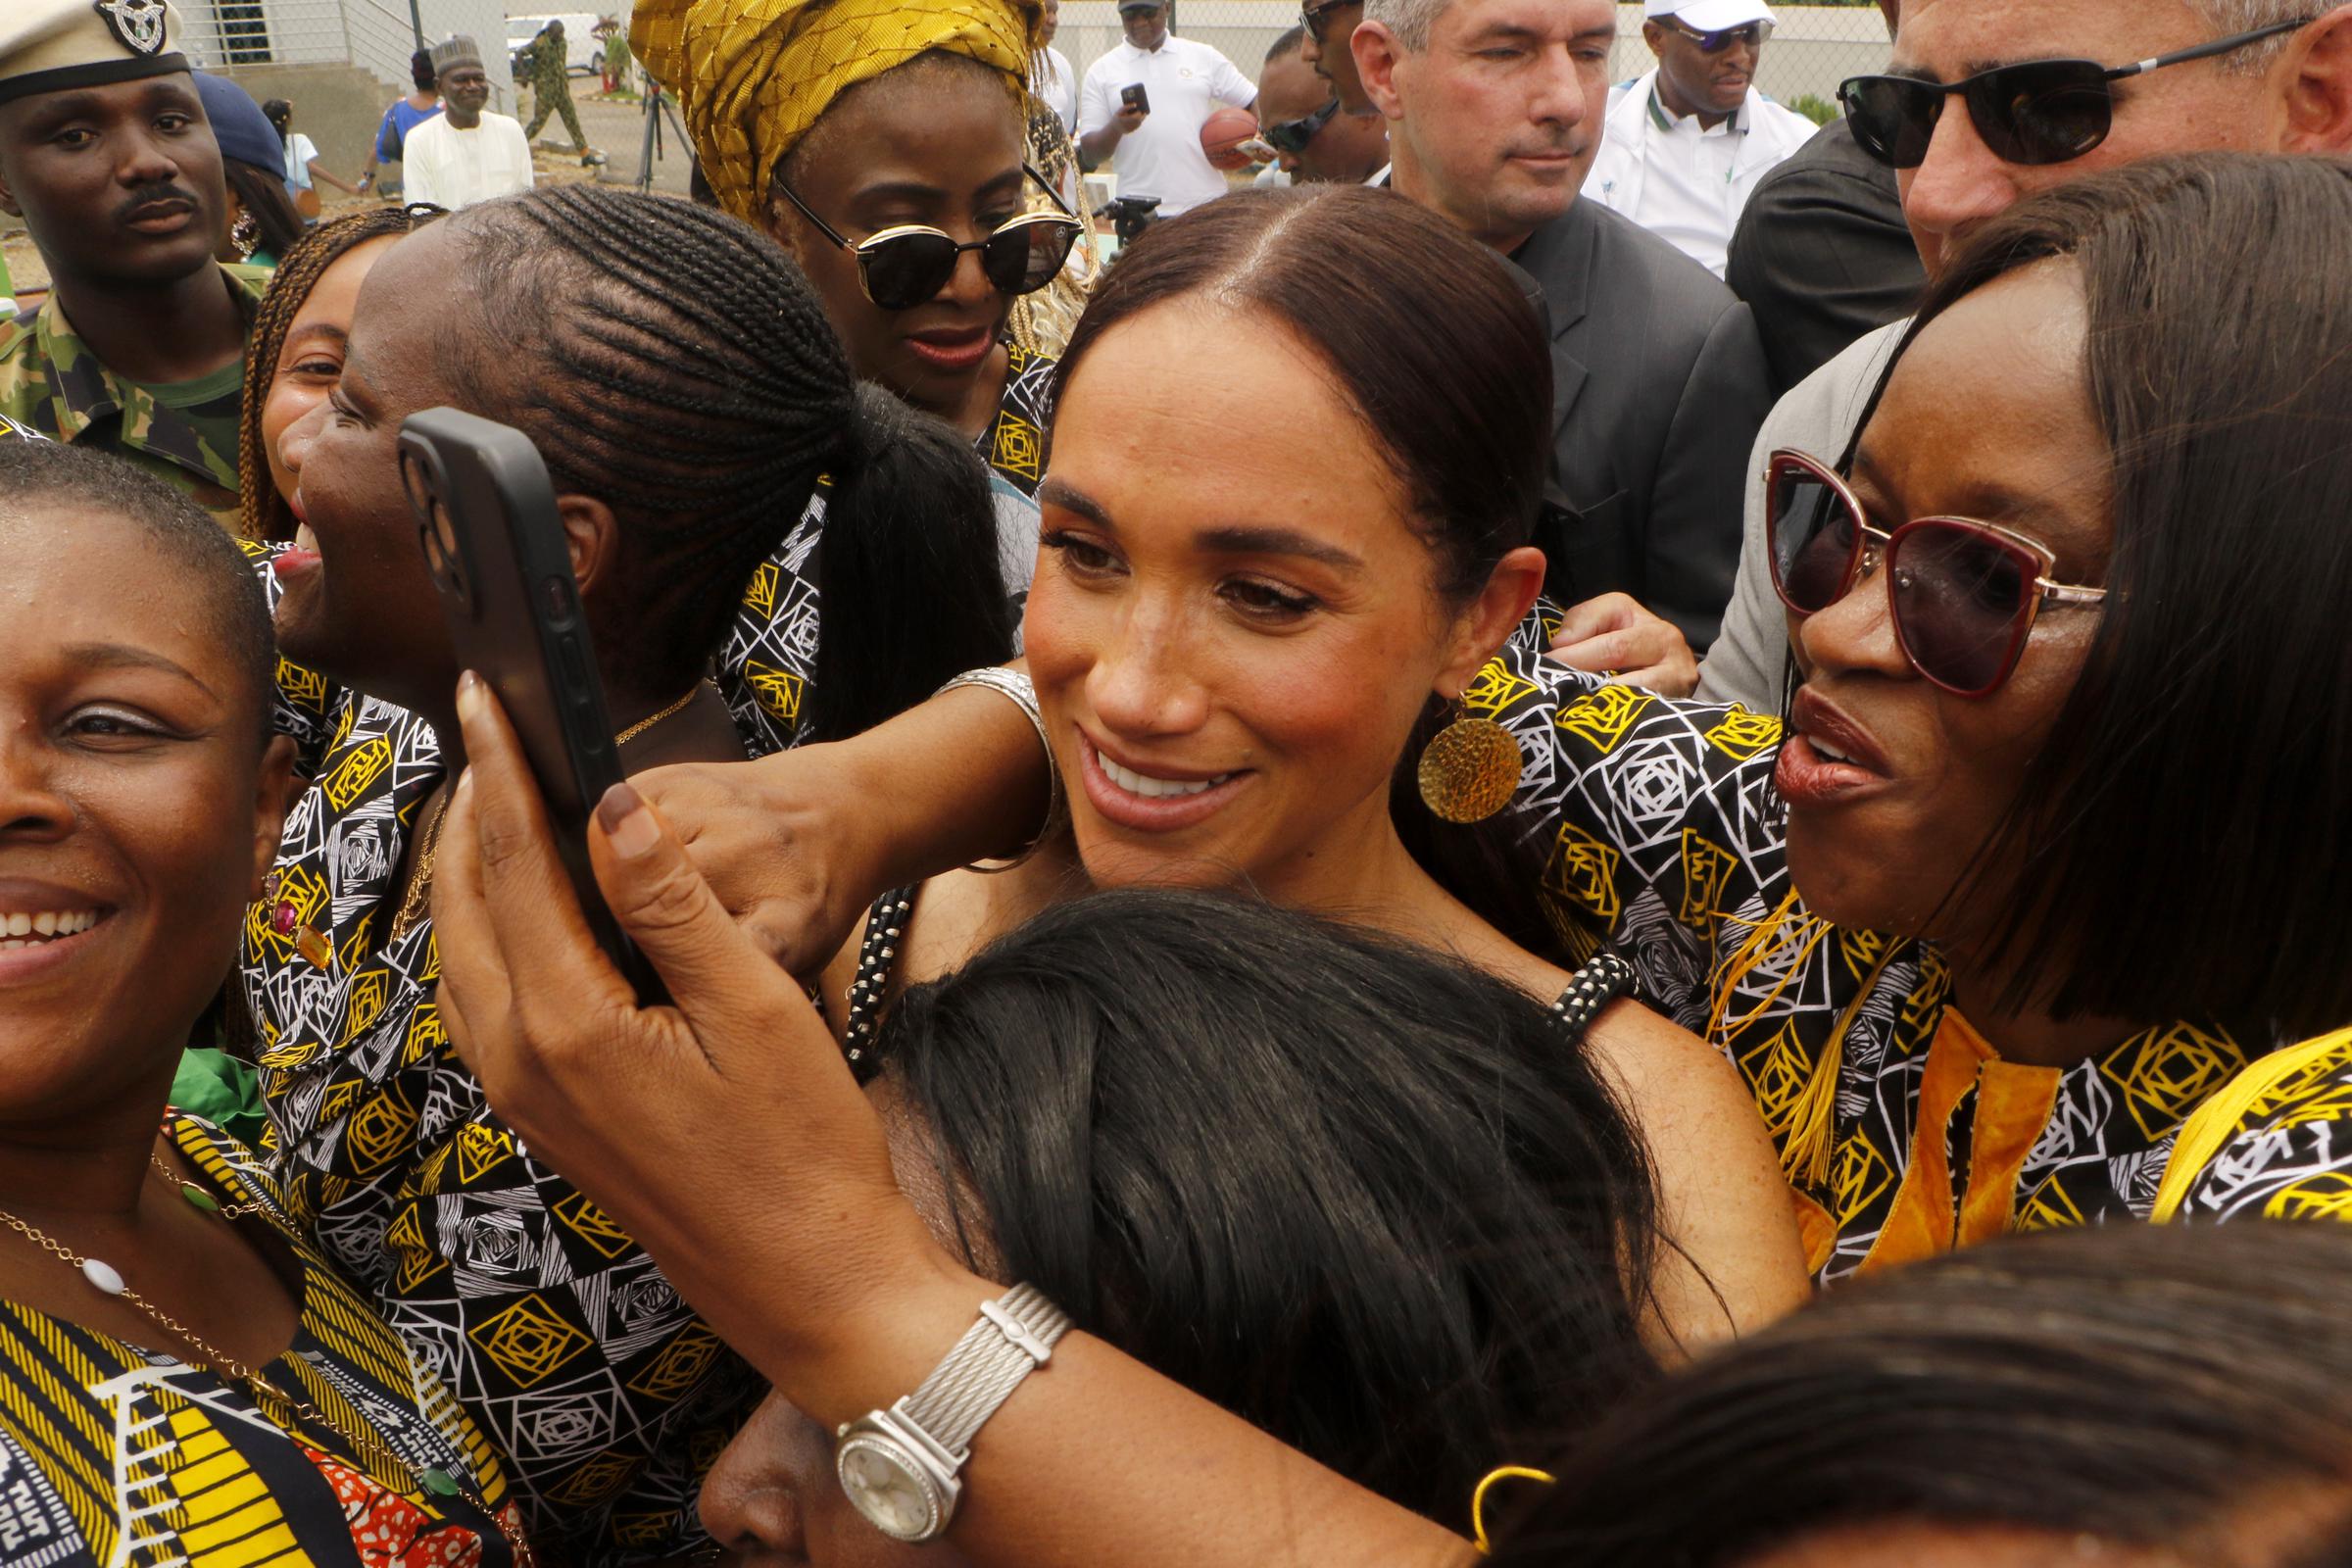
[397, 406, 662, 1000]
[1121, 82, 1150, 114]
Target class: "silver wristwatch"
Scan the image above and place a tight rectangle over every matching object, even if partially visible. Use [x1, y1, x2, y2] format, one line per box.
[835, 1285, 1073, 1543]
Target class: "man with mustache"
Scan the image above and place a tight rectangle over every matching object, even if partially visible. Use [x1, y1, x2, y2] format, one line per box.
[1693, 0, 2352, 710]
[1355, 0, 1771, 650]
[1582, 0, 1817, 280]
[0, 0, 262, 533]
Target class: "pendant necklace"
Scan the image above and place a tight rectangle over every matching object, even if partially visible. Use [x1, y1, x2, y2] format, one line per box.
[0, 1146, 537, 1565]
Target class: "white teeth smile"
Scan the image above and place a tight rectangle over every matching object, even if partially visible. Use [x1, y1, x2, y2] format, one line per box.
[0, 909, 100, 949]
[1094, 747, 1232, 801]
[1811, 738, 1854, 764]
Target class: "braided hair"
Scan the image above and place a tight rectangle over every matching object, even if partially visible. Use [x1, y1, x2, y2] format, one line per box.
[238, 204, 445, 541]
[439, 184, 1012, 738]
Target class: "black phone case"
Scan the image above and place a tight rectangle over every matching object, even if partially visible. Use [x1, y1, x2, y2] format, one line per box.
[397, 407, 662, 1000]
[1123, 82, 1150, 113]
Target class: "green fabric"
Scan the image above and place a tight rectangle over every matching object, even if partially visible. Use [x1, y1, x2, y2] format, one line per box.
[171, 1047, 271, 1148]
[0, 262, 268, 532]
[139, 353, 248, 492]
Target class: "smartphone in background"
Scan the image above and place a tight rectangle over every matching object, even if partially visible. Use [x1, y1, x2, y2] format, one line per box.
[397, 406, 662, 1000]
[1121, 82, 1150, 114]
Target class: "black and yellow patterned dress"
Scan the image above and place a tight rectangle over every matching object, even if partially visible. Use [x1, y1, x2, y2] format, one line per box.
[230, 348, 1055, 1563]
[1479, 645, 2255, 1283]
[717, 343, 1057, 755]
[2153, 1026, 2352, 1225]
[0, 1113, 521, 1568]
[239, 550, 750, 1564]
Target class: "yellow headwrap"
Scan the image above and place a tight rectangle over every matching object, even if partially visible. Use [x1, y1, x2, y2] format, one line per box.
[632, 0, 1040, 226]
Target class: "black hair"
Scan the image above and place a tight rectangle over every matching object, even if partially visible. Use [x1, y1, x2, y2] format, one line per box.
[221, 157, 305, 261]
[1835, 153, 2352, 1038]
[411, 48, 436, 91]
[438, 185, 1011, 738]
[260, 97, 291, 144]
[0, 440, 273, 748]
[1490, 1222, 2352, 1567]
[1052, 185, 1566, 959]
[877, 888, 1662, 1534]
[1265, 23, 1305, 62]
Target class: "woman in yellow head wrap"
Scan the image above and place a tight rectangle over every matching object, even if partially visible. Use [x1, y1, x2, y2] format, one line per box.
[634, 0, 1094, 499]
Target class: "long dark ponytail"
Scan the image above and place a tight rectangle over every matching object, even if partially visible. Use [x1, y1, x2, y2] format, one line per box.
[442, 185, 1011, 738]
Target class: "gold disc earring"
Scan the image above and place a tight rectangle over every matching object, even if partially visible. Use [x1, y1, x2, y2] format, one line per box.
[1417, 701, 1523, 823]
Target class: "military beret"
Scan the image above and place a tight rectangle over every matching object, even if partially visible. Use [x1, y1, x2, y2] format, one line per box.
[0, 0, 185, 110]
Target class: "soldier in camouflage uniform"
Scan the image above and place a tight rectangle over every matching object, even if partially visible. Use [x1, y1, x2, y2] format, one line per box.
[0, 0, 264, 533]
[521, 20, 604, 165]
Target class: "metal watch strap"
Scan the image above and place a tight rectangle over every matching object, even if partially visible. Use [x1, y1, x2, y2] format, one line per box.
[899, 1285, 1072, 1456]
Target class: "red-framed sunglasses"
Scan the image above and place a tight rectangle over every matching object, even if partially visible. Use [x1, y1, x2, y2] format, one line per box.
[1764, 449, 2107, 698]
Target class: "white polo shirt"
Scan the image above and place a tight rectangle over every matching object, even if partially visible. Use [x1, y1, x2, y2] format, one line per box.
[1582, 69, 1815, 278]
[1034, 46, 1078, 133]
[1078, 35, 1255, 217]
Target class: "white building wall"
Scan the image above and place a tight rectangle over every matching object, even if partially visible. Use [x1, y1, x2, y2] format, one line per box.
[180, 0, 518, 103]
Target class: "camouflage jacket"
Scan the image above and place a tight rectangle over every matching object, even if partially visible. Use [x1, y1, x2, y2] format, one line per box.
[523, 32, 570, 95]
[0, 263, 269, 533]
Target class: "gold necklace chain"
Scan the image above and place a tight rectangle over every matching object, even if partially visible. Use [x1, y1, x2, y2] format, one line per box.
[0, 1163, 535, 1563]
[613, 682, 704, 747]
[386, 683, 703, 944]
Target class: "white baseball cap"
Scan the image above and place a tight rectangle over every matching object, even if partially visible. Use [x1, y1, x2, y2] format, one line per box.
[1644, 0, 1777, 31]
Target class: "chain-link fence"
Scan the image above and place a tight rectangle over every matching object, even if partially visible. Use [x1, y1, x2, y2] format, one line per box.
[1059, 2, 1894, 122]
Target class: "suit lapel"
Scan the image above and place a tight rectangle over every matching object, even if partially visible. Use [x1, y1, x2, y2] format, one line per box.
[1513, 206, 1599, 439]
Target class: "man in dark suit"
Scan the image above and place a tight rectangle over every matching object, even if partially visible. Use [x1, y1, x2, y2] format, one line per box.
[1354, 0, 1770, 650]
[1724, 0, 1922, 396]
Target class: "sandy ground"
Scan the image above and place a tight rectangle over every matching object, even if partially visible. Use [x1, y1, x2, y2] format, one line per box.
[2, 90, 691, 302]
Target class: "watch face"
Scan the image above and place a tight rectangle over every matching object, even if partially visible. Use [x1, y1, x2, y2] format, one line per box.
[838, 1434, 945, 1542]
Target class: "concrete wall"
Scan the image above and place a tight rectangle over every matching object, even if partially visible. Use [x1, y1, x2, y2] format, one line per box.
[180, 0, 517, 106]
[212, 61, 397, 184]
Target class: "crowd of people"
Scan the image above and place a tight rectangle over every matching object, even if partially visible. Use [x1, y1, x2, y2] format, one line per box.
[2, 0, 2352, 1563]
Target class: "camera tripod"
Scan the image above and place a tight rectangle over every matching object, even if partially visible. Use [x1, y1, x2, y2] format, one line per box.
[635, 82, 692, 193]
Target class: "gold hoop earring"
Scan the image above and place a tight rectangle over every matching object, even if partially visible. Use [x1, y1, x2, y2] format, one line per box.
[1417, 699, 1522, 824]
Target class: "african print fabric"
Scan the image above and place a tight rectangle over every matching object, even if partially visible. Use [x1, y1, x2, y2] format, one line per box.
[2154, 1027, 2352, 1225]
[1480, 644, 2253, 1283]
[0, 264, 267, 534]
[236, 544, 756, 1565]
[0, 1112, 521, 1568]
[718, 344, 1055, 755]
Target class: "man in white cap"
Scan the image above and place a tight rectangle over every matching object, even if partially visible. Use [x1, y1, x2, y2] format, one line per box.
[1582, 0, 1816, 278]
[399, 34, 533, 211]
[0, 0, 266, 531]
[1077, 0, 1257, 217]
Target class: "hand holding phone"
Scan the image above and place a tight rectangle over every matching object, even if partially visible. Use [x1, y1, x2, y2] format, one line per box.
[1118, 81, 1151, 126]
[398, 406, 662, 999]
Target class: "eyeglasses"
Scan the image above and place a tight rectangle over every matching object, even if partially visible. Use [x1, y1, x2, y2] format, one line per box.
[1300, 0, 1357, 43]
[1664, 19, 1771, 53]
[1838, 17, 2316, 170]
[1764, 449, 2106, 697]
[771, 166, 1083, 313]
[1263, 96, 1341, 155]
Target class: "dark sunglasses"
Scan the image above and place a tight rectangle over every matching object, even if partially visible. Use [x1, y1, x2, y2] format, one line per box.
[1839, 17, 2316, 170]
[772, 166, 1083, 313]
[1665, 19, 1770, 53]
[1300, 0, 1357, 43]
[1765, 449, 2106, 698]
[1264, 96, 1341, 155]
